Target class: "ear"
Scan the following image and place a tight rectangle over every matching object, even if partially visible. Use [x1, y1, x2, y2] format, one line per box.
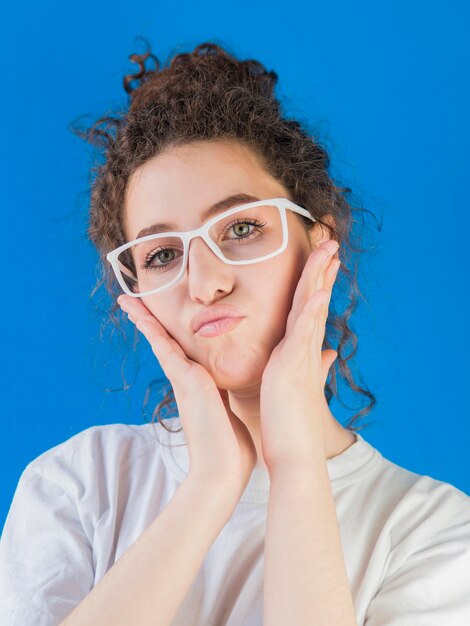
[307, 213, 337, 250]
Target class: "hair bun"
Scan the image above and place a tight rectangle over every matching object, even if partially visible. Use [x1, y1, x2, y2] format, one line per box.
[122, 37, 278, 107]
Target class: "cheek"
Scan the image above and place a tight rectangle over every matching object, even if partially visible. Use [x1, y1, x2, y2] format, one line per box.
[260, 286, 293, 347]
[263, 248, 305, 309]
[272, 253, 308, 330]
[142, 294, 204, 360]
[248, 259, 303, 344]
[141, 295, 181, 341]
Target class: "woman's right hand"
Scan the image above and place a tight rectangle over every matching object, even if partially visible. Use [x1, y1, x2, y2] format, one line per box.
[117, 295, 258, 499]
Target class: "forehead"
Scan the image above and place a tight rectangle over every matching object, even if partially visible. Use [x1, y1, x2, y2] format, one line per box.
[123, 140, 284, 241]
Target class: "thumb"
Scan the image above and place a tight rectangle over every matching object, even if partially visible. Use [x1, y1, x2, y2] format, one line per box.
[321, 349, 338, 384]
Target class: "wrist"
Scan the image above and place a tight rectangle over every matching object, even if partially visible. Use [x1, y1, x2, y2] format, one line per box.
[185, 473, 243, 508]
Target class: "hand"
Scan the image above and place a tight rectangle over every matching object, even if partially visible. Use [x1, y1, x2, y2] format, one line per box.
[259, 239, 341, 471]
[117, 295, 258, 496]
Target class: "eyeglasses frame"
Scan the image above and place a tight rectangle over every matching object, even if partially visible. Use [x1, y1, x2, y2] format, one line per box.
[106, 197, 317, 298]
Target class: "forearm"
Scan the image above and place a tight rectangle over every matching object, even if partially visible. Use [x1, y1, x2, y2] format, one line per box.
[61, 477, 238, 626]
[264, 462, 358, 626]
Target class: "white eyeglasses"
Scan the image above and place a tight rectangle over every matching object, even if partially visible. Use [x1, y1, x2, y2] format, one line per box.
[106, 197, 316, 298]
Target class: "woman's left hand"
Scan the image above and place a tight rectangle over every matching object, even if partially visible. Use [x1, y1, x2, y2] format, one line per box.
[259, 239, 341, 471]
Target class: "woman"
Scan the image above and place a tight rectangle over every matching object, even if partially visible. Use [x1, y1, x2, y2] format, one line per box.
[1, 40, 469, 626]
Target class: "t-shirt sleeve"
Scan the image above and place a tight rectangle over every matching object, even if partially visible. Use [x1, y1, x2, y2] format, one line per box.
[364, 489, 470, 626]
[0, 465, 95, 626]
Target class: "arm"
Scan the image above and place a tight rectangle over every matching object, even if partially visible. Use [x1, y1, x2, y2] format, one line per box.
[264, 460, 358, 626]
[61, 476, 239, 626]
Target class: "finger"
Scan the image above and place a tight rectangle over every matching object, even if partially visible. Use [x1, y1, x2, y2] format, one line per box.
[322, 257, 341, 293]
[139, 318, 197, 382]
[118, 296, 193, 378]
[294, 281, 336, 356]
[301, 252, 338, 322]
[298, 241, 339, 307]
[118, 294, 161, 326]
[316, 242, 340, 292]
[285, 242, 339, 335]
[314, 258, 340, 344]
[300, 245, 331, 301]
[119, 295, 173, 343]
[288, 288, 329, 348]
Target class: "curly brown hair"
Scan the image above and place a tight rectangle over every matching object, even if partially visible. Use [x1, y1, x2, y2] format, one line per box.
[71, 37, 381, 437]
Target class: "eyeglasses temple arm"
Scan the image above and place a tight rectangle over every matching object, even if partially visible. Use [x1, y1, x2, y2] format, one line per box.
[118, 259, 138, 281]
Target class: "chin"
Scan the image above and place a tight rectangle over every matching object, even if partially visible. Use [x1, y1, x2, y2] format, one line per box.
[207, 348, 268, 390]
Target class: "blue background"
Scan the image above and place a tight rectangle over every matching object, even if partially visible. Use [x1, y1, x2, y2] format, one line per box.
[1, 0, 469, 530]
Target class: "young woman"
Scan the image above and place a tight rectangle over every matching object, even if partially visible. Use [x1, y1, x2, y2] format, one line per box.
[1, 40, 469, 626]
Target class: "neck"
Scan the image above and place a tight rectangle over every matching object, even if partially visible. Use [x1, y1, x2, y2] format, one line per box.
[226, 388, 357, 470]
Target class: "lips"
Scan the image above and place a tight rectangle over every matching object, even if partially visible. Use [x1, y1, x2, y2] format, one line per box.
[190, 304, 245, 334]
[196, 316, 244, 337]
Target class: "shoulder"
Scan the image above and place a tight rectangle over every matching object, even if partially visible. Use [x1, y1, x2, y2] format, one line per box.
[362, 455, 470, 624]
[369, 450, 470, 560]
[377, 450, 470, 515]
[21, 422, 160, 497]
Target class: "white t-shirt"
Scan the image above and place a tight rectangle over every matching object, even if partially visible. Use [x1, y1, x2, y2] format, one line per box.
[1, 416, 470, 626]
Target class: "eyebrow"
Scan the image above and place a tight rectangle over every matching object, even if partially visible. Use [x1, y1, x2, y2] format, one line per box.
[135, 193, 261, 240]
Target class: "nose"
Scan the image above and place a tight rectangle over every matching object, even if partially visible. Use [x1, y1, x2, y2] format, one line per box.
[184, 235, 234, 302]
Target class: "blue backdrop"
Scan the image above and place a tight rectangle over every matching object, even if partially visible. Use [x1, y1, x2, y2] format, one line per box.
[1, 0, 469, 530]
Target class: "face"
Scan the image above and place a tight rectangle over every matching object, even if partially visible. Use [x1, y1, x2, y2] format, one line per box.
[123, 139, 321, 391]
